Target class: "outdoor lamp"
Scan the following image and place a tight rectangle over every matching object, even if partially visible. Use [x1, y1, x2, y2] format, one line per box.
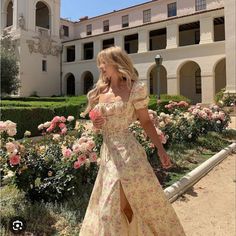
[155, 54, 163, 100]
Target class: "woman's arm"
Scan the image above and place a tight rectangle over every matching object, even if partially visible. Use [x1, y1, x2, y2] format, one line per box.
[135, 107, 172, 168]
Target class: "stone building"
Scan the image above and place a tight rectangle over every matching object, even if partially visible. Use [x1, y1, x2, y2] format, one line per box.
[1, 0, 235, 104]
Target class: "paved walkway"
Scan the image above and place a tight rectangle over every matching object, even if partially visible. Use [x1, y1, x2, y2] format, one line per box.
[172, 153, 236, 236]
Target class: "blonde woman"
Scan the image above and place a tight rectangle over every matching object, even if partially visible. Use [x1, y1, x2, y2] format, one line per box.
[79, 46, 186, 235]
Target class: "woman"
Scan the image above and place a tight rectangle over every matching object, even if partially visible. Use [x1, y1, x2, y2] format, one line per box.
[79, 46, 186, 235]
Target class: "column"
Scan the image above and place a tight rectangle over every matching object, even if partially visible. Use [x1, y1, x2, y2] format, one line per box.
[166, 24, 179, 49]
[94, 40, 101, 59]
[75, 42, 82, 61]
[167, 75, 179, 95]
[201, 73, 215, 104]
[225, 0, 236, 94]
[138, 29, 148, 53]
[200, 17, 214, 44]
[12, 0, 17, 30]
[114, 34, 124, 50]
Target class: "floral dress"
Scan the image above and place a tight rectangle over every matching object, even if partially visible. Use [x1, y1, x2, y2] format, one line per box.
[79, 80, 186, 236]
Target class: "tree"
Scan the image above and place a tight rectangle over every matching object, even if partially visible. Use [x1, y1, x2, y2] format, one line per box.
[0, 32, 20, 96]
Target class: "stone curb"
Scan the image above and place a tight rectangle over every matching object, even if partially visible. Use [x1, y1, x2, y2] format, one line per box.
[164, 142, 236, 203]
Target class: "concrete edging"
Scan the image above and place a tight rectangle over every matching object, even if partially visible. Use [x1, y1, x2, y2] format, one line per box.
[164, 142, 236, 203]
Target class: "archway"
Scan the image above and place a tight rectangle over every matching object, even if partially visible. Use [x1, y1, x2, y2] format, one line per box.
[178, 61, 202, 104]
[214, 58, 226, 94]
[65, 73, 75, 96]
[36, 1, 50, 29]
[82, 71, 94, 94]
[148, 65, 167, 95]
[6, 1, 13, 27]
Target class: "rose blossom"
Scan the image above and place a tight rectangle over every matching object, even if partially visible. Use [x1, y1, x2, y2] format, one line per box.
[43, 121, 51, 128]
[52, 134, 61, 141]
[67, 116, 75, 122]
[89, 108, 102, 121]
[78, 154, 87, 164]
[59, 123, 66, 129]
[89, 152, 97, 162]
[61, 127, 67, 134]
[38, 124, 44, 130]
[60, 116, 66, 123]
[9, 155, 20, 165]
[62, 148, 72, 158]
[7, 129, 17, 136]
[74, 161, 81, 169]
[52, 116, 61, 123]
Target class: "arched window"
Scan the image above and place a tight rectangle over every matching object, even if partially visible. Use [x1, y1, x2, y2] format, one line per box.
[6, 1, 13, 27]
[36, 1, 50, 29]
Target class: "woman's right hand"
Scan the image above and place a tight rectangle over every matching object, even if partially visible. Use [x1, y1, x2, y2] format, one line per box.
[92, 116, 106, 129]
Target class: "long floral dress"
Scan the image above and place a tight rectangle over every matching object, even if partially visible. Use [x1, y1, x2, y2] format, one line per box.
[79, 80, 186, 236]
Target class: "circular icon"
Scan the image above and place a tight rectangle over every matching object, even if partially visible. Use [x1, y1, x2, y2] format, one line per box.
[9, 216, 27, 234]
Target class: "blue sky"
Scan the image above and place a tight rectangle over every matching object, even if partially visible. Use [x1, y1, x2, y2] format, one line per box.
[61, 0, 150, 21]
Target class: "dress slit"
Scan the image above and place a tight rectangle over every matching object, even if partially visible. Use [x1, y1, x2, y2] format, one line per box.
[119, 180, 133, 224]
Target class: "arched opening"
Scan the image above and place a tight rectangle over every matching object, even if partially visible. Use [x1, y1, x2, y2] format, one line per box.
[82, 71, 94, 94]
[214, 58, 226, 94]
[36, 1, 50, 29]
[148, 65, 167, 95]
[178, 61, 202, 104]
[66, 73, 75, 96]
[6, 1, 13, 27]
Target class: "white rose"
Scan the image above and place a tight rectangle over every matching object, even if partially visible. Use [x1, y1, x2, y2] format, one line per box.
[43, 122, 51, 128]
[67, 116, 75, 122]
[7, 129, 17, 136]
[24, 130, 31, 136]
[38, 124, 44, 130]
[159, 121, 165, 128]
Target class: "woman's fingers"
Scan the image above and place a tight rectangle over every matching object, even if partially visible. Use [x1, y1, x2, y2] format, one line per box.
[93, 116, 106, 128]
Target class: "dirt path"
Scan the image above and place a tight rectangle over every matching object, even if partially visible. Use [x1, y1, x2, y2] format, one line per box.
[172, 153, 236, 236]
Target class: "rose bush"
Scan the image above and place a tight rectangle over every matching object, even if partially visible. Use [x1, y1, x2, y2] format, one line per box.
[0, 116, 101, 202]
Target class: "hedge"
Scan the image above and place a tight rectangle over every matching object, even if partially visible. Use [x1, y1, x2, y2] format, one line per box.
[1, 101, 87, 139]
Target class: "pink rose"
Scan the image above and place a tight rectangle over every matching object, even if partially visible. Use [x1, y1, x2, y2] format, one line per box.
[87, 140, 95, 151]
[89, 152, 97, 162]
[61, 127, 67, 134]
[62, 148, 72, 158]
[46, 123, 56, 133]
[89, 109, 102, 121]
[52, 116, 61, 123]
[60, 116, 66, 123]
[59, 123, 66, 129]
[10, 155, 20, 165]
[78, 154, 87, 163]
[74, 161, 81, 169]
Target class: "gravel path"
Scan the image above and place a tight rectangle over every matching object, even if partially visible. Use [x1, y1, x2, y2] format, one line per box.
[172, 153, 236, 236]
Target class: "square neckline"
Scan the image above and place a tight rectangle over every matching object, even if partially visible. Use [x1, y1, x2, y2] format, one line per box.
[97, 80, 137, 106]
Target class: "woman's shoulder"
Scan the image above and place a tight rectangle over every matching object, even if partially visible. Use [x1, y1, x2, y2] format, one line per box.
[132, 80, 147, 93]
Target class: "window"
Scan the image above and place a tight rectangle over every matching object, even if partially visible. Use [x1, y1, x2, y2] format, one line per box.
[42, 60, 47, 72]
[103, 20, 109, 32]
[195, 0, 206, 11]
[66, 46, 75, 62]
[195, 69, 201, 94]
[143, 9, 151, 23]
[167, 2, 177, 17]
[122, 15, 129, 28]
[63, 25, 69, 37]
[195, 30, 200, 44]
[86, 24, 92, 35]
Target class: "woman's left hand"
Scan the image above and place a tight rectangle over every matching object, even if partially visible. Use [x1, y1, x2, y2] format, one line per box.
[158, 149, 173, 169]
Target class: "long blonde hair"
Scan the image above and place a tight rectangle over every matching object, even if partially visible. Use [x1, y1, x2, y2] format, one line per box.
[80, 46, 138, 117]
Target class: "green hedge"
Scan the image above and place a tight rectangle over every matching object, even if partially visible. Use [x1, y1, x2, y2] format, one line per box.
[1, 96, 87, 139]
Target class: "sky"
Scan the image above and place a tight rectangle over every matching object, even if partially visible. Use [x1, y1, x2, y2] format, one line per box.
[61, 0, 150, 21]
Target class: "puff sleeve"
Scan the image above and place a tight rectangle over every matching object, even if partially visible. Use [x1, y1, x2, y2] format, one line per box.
[132, 81, 150, 110]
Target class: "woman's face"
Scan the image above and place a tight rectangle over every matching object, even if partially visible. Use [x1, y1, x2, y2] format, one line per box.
[99, 59, 118, 79]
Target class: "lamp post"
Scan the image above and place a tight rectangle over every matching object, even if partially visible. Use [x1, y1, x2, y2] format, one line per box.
[155, 54, 163, 100]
